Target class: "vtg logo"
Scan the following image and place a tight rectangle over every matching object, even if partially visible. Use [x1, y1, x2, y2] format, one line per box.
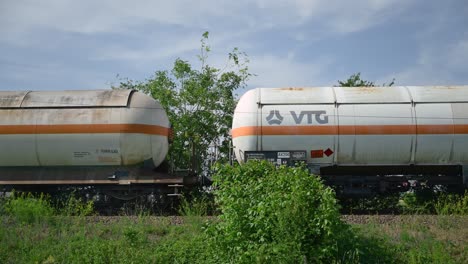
[266, 110, 329, 125]
[266, 110, 284, 125]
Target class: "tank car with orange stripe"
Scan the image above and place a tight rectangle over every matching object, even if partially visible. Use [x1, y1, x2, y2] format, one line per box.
[232, 86, 468, 195]
[0, 90, 192, 201]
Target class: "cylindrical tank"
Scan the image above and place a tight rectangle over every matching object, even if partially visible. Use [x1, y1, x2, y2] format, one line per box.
[232, 86, 468, 168]
[0, 90, 170, 168]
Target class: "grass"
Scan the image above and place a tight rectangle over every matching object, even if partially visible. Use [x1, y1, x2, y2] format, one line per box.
[1, 214, 466, 263]
[350, 215, 468, 264]
[0, 191, 467, 263]
[0, 214, 214, 263]
[0, 192, 214, 263]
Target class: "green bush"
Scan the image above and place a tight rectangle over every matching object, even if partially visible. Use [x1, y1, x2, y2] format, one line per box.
[57, 193, 95, 216]
[434, 191, 468, 215]
[4, 192, 54, 224]
[53, 192, 95, 216]
[398, 189, 439, 214]
[399, 190, 468, 215]
[178, 195, 210, 217]
[208, 161, 350, 263]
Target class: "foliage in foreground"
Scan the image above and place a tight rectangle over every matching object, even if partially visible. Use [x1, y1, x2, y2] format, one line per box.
[2, 192, 54, 224]
[1, 192, 94, 224]
[208, 161, 356, 263]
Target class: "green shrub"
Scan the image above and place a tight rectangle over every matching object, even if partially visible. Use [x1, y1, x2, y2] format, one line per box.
[399, 189, 468, 215]
[178, 195, 210, 217]
[58, 193, 94, 216]
[434, 191, 468, 215]
[4, 192, 54, 224]
[208, 161, 349, 263]
[399, 190, 435, 214]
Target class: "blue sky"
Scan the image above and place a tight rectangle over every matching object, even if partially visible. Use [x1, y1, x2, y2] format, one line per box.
[1, 0, 467, 92]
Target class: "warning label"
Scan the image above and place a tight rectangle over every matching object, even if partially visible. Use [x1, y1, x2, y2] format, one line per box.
[310, 150, 324, 158]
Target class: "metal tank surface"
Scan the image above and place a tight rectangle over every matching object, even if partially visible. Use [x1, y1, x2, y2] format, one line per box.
[0, 90, 174, 186]
[232, 86, 468, 194]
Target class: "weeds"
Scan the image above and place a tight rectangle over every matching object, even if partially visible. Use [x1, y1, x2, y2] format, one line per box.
[3, 192, 54, 224]
[58, 193, 95, 216]
[178, 195, 210, 217]
[434, 191, 468, 215]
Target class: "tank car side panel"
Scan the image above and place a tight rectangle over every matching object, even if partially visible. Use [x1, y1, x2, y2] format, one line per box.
[452, 103, 468, 162]
[350, 104, 414, 165]
[336, 104, 355, 163]
[414, 103, 454, 164]
[0, 135, 38, 166]
[34, 108, 122, 166]
[0, 109, 39, 166]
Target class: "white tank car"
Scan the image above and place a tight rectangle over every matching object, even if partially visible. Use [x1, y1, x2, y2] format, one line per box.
[232, 86, 468, 193]
[0, 90, 173, 186]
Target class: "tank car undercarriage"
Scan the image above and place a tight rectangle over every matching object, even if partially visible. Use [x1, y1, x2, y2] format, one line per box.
[0, 165, 198, 213]
[319, 165, 465, 196]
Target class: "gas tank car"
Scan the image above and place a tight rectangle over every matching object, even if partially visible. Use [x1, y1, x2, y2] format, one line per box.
[232, 86, 468, 195]
[0, 90, 189, 200]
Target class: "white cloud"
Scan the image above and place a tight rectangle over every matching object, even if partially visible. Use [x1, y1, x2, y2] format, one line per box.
[93, 34, 202, 62]
[382, 38, 468, 86]
[247, 53, 334, 88]
[448, 39, 468, 70]
[1, 0, 415, 43]
[4, 0, 465, 92]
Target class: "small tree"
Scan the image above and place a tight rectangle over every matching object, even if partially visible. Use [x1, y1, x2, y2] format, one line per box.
[208, 161, 349, 263]
[117, 32, 252, 175]
[337, 72, 395, 87]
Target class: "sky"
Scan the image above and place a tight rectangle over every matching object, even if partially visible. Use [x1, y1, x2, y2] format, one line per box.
[1, 0, 467, 93]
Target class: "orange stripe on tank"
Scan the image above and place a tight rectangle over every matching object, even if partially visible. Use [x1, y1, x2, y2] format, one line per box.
[231, 126, 260, 137]
[0, 124, 169, 136]
[261, 126, 337, 135]
[453, 124, 468, 134]
[232, 124, 468, 138]
[353, 125, 416, 135]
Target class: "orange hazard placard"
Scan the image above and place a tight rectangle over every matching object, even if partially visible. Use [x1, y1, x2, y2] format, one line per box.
[311, 150, 324, 158]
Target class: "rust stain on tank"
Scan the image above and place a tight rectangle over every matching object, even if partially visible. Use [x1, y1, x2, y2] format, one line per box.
[91, 109, 109, 123]
[277, 87, 305, 91]
[0, 92, 29, 108]
[434, 86, 459, 90]
[354, 87, 382, 94]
